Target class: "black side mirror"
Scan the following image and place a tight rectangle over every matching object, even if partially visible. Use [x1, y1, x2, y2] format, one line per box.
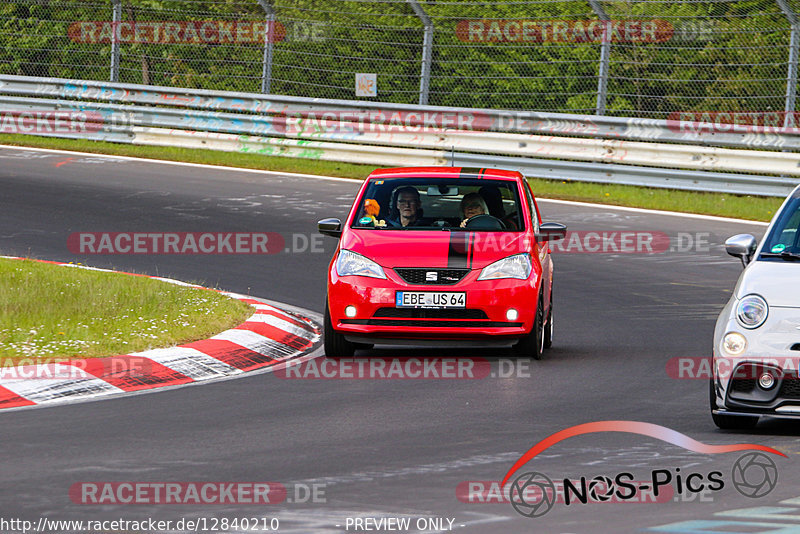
[725, 234, 758, 268]
[318, 218, 343, 238]
[538, 222, 567, 242]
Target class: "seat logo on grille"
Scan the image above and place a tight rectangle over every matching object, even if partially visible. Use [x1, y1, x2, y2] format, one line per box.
[426, 271, 438, 281]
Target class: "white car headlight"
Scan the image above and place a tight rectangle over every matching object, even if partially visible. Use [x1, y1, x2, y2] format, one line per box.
[477, 253, 533, 281]
[736, 294, 768, 329]
[335, 249, 386, 279]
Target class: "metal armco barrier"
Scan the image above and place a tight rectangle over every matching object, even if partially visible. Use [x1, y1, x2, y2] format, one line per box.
[1, 75, 799, 197]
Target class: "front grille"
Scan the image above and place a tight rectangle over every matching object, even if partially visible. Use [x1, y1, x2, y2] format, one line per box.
[374, 308, 488, 319]
[780, 377, 800, 399]
[341, 319, 522, 328]
[394, 268, 469, 285]
[730, 378, 756, 394]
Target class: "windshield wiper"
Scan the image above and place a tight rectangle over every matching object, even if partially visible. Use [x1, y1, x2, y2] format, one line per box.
[760, 251, 800, 261]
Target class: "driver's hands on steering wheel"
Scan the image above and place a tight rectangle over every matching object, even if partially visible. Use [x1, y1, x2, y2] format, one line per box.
[461, 214, 507, 230]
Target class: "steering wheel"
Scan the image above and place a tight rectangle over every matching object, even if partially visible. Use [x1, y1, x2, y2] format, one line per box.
[465, 214, 506, 230]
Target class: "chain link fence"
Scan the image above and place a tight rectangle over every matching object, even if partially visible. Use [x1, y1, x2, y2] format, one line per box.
[0, 0, 798, 118]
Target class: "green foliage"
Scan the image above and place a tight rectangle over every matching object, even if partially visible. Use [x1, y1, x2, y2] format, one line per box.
[0, 0, 795, 116]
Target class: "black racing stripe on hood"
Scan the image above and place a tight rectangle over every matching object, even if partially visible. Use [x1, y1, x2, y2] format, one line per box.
[448, 231, 470, 268]
[468, 232, 475, 268]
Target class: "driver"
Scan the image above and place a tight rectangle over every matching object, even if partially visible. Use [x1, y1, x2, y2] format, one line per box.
[460, 192, 489, 227]
[390, 186, 424, 227]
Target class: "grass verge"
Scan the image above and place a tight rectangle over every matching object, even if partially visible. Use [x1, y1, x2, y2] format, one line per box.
[0, 133, 785, 222]
[0, 257, 253, 365]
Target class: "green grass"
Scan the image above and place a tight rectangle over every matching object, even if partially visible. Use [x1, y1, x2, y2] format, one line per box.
[527, 179, 782, 222]
[0, 258, 253, 365]
[0, 133, 785, 222]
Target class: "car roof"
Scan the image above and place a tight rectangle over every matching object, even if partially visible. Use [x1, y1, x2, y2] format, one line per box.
[367, 167, 522, 181]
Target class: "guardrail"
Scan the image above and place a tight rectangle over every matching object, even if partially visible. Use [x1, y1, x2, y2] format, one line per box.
[1, 75, 799, 197]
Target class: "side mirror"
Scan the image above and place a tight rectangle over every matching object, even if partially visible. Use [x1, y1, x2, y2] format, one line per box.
[318, 218, 342, 238]
[725, 234, 757, 268]
[538, 222, 567, 242]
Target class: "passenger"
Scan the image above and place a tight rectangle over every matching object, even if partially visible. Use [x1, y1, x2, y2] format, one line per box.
[479, 185, 518, 230]
[478, 185, 505, 219]
[460, 192, 489, 227]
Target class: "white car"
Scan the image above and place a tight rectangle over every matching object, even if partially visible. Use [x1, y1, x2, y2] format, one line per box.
[711, 185, 800, 429]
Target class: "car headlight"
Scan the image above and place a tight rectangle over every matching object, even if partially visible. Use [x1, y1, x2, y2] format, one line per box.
[722, 332, 747, 356]
[335, 249, 386, 279]
[477, 253, 532, 281]
[736, 294, 768, 329]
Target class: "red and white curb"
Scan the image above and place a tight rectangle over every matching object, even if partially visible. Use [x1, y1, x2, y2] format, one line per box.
[0, 257, 322, 411]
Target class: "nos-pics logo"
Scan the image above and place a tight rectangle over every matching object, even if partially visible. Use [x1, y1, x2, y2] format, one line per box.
[501, 421, 783, 519]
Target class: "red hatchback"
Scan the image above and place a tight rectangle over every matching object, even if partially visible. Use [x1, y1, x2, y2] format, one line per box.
[318, 167, 566, 358]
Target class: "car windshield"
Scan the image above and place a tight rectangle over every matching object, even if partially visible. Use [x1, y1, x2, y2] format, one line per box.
[350, 177, 525, 231]
[761, 192, 800, 259]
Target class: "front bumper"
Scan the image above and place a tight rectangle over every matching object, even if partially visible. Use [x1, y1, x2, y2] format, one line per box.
[713, 407, 800, 419]
[713, 306, 800, 417]
[328, 266, 539, 341]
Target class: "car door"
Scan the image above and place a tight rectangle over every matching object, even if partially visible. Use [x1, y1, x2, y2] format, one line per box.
[523, 180, 552, 308]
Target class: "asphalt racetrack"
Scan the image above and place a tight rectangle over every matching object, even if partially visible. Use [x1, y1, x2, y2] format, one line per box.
[0, 145, 795, 534]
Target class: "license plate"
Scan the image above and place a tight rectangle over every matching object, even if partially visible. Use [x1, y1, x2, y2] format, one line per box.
[395, 291, 466, 309]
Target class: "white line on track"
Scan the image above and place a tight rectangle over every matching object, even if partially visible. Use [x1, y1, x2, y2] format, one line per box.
[0, 143, 774, 225]
[0, 143, 355, 183]
[536, 198, 770, 226]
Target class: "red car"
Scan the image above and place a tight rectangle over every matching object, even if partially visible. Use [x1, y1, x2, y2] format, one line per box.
[318, 167, 566, 358]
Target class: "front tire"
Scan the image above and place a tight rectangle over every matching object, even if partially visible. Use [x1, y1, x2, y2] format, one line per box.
[514, 293, 544, 360]
[543, 287, 553, 349]
[324, 305, 355, 358]
[709, 379, 758, 430]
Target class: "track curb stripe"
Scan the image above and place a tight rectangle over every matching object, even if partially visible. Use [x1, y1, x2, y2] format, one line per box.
[0, 256, 322, 411]
[0, 385, 37, 408]
[80, 356, 194, 392]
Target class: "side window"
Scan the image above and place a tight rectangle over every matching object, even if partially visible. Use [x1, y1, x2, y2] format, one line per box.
[523, 181, 540, 233]
[778, 206, 800, 248]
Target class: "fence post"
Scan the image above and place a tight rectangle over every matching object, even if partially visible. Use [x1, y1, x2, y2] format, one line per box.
[407, 0, 433, 106]
[777, 0, 799, 127]
[257, 0, 276, 94]
[588, 0, 610, 116]
[110, 0, 122, 82]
